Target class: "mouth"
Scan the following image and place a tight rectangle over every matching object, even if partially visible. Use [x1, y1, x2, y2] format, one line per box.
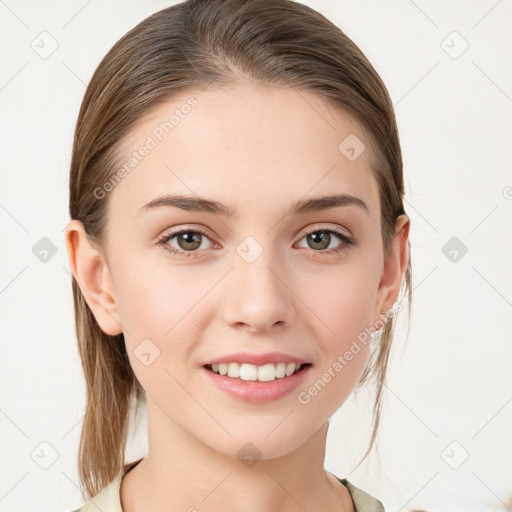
[201, 361, 313, 403]
[204, 362, 312, 382]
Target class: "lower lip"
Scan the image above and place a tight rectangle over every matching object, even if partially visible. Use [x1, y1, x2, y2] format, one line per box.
[201, 365, 312, 403]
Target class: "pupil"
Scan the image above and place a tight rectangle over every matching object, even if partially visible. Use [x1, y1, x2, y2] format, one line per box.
[309, 231, 329, 250]
[180, 232, 201, 250]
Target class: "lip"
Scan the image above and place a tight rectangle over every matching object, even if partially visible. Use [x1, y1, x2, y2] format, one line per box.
[201, 363, 312, 403]
[203, 351, 310, 366]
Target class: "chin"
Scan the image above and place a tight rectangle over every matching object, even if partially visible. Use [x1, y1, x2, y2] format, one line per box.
[203, 424, 317, 463]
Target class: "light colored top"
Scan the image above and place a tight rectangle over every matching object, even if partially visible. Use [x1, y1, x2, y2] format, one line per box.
[69, 458, 385, 512]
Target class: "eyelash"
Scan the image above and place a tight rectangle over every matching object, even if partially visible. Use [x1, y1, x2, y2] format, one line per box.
[156, 226, 355, 259]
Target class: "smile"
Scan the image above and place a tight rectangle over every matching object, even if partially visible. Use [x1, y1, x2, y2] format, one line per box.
[206, 362, 310, 382]
[202, 362, 312, 403]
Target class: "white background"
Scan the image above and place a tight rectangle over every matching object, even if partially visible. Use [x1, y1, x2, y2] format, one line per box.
[0, 1, 511, 511]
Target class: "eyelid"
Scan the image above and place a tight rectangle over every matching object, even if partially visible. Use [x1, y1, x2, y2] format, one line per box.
[161, 224, 215, 239]
[296, 222, 352, 240]
[157, 222, 355, 258]
[160, 225, 217, 247]
[160, 222, 351, 244]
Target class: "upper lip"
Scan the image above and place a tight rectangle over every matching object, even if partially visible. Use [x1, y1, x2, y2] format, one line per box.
[203, 351, 311, 367]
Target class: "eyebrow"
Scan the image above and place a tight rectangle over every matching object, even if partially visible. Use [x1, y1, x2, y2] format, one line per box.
[138, 193, 369, 217]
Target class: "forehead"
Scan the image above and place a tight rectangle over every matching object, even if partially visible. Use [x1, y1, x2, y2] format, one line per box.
[108, 82, 379, 223]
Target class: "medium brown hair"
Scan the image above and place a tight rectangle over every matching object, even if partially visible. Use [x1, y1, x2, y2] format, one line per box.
[68, 0, 412, 500]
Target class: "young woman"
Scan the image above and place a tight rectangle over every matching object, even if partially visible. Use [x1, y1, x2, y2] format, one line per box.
[65, 1, 412, 510]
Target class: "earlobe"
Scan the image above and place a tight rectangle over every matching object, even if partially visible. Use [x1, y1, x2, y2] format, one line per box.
[373, 215, 410, 324]
[64, 219, 123, 336]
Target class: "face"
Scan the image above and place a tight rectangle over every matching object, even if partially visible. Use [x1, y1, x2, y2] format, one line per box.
[68, 81, 408, 461]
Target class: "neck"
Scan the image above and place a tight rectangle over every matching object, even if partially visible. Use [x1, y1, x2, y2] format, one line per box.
[120, 399, 353, 512]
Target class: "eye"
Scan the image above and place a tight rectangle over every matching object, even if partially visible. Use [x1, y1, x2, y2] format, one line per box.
[157, 228, 215, 258]
[157, 225, 355, 259]
[295, 226, 354, 255]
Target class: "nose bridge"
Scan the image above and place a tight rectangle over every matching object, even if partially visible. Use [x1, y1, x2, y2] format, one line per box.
[223, 234, 295, 329]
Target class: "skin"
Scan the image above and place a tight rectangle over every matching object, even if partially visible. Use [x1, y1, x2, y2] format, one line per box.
[65, 79, 410, 512]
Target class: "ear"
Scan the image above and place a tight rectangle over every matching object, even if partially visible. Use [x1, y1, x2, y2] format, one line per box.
[373, 214, 410, 323]
[64, 219, 123, 336]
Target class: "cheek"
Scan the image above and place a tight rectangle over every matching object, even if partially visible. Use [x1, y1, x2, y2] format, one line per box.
[295, 266, 375, 406]
[302, 262, 377, 342]
[112, 256, 213, 383]
[112, 251, 204, 338]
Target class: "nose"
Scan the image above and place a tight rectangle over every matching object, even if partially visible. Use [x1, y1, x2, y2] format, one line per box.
[222, 245, 296, 332]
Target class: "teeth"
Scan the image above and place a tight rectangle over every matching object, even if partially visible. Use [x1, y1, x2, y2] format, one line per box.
[209, 362, 304, 381]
